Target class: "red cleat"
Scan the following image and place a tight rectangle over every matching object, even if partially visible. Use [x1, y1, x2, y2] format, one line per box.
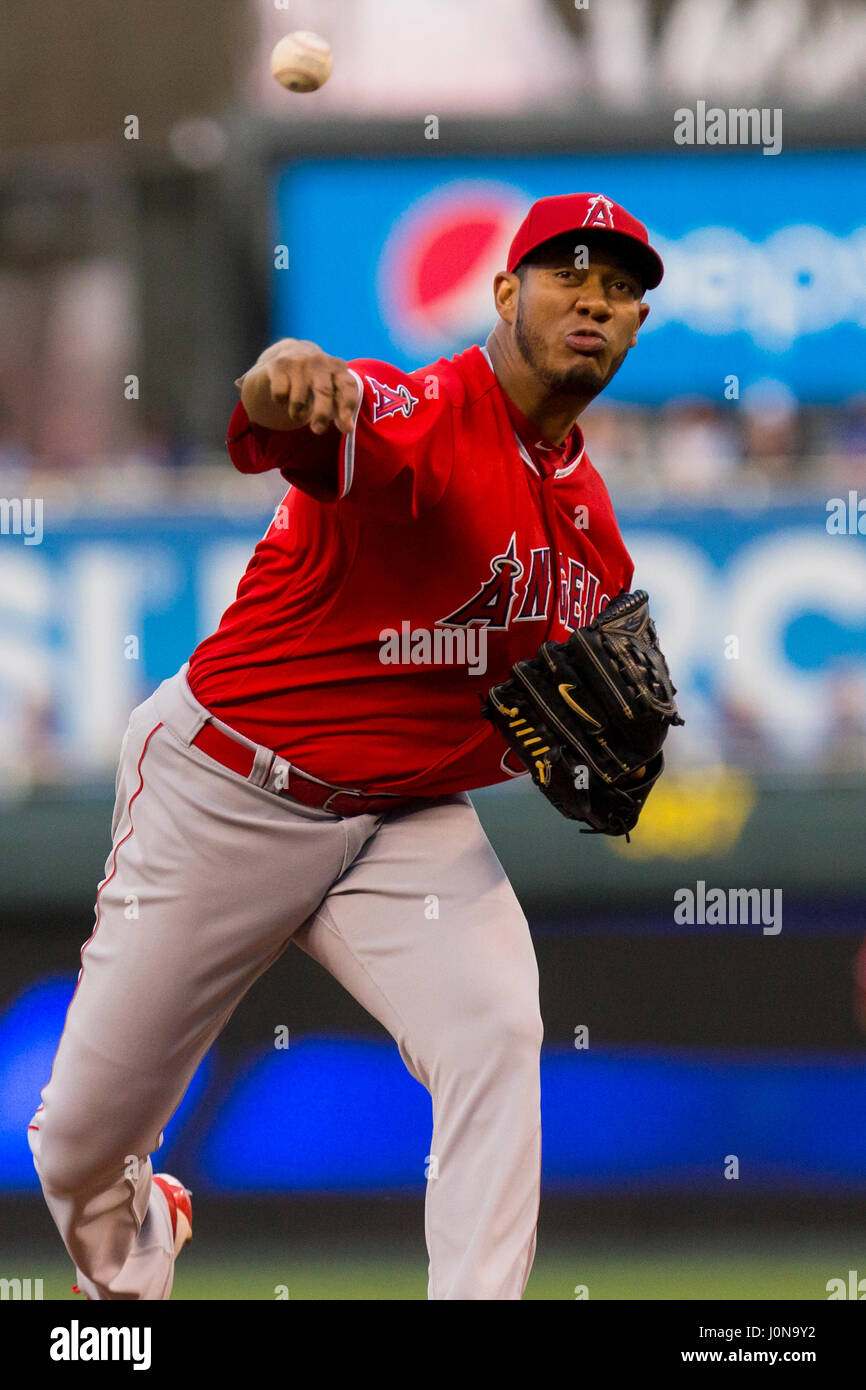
[152, 1173, 193, 1258]
[69, 1175, 191, 1297]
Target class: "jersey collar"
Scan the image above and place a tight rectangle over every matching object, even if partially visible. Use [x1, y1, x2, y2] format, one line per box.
[478, 344, 586, 480]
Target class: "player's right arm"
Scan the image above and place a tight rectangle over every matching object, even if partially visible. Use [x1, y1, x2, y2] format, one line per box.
[227, 339, 455, 515]
[238, 339, 360, 435]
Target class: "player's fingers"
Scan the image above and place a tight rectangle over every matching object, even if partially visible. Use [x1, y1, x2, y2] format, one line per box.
[267, 363, 294, 406]
[309, 372, 338, 434]
[332, 371, 360, 433]
[287, 381, 313, 424]
[275, 360, 313, 422]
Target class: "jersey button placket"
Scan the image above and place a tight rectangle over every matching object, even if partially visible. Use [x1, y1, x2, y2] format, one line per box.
[538, 471, 562, 638]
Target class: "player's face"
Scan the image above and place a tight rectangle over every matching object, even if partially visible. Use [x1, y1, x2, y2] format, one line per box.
[511, 243, 650, 397]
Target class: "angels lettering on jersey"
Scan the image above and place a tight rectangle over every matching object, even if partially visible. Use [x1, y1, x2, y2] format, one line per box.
[440, 533, 609, 633]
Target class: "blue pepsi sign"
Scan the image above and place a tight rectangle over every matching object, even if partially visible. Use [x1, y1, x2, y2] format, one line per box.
[273, 151, 866, 404]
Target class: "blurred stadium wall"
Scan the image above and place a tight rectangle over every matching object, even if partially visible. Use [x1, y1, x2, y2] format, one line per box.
[1, 1, 865, 1240]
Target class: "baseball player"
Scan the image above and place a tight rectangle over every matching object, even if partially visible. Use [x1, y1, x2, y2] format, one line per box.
[28, 192, 673, 1301]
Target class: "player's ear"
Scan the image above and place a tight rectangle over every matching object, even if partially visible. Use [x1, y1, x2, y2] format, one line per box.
[493, 271, 520, 325]
[629, 300, 650, 347]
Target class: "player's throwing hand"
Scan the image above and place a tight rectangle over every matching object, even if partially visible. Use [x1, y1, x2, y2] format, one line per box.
[237, 338, 360, 435]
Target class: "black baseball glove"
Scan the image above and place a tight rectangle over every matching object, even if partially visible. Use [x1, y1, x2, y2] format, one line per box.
[480, 589, 684, 839]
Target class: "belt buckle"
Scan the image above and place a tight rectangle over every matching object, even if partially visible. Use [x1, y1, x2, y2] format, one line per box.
[322, 787, 366, 814]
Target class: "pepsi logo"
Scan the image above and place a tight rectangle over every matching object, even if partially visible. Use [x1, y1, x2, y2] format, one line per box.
[377, 181, 529, 359]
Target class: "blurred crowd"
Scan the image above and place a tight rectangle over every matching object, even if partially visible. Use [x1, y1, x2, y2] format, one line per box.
[0, 250, 862, 506]
[715, 671, 866, 780]
[1, 393, 864, 508]
[582, 391, 866, 501]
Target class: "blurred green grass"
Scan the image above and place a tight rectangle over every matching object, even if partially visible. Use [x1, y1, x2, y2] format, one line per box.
[9, 1237, 859, 1300]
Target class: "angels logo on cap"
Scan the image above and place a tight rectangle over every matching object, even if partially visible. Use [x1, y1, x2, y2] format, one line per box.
[582, 194, 616, 229]
[506, 192, 664, 289]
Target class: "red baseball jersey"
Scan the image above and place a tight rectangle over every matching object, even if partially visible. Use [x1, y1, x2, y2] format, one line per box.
[187, 345, 634, 797]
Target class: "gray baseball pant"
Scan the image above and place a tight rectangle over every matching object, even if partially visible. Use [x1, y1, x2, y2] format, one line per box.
[27, 667, 543, 1300]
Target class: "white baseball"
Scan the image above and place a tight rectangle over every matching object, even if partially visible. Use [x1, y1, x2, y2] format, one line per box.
[270, 31, 333, 94]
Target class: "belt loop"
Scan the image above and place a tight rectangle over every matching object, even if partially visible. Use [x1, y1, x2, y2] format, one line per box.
[248, 746, 276, 789]
[264, 757, 291, 795]
[154, 665, 210, 747]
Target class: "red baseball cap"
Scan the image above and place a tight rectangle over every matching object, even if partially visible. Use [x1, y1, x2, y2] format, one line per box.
[507, 192, 664, 290]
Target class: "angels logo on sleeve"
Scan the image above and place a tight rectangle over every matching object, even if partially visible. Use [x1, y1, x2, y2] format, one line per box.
[368, 377, 419, 423]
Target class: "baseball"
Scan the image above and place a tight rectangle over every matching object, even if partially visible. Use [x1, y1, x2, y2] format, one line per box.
[270, 31, 333, 93]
